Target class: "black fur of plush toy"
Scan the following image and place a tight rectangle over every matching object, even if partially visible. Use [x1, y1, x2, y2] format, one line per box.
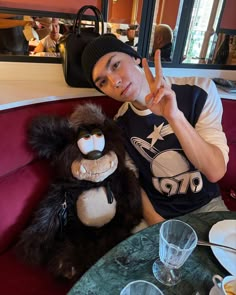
[17, 103, 143, 281]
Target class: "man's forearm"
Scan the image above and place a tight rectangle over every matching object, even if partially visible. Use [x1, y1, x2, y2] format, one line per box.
[168, 111, 226, 182]
[141, 188, 165, 226]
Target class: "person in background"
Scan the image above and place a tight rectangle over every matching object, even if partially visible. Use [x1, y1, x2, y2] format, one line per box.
[81, 34, 229, 225]
[214, 34, 230, 65]
[0, 14, 30, 55]
[34, 18, 62, 57]
[33, 17, 52, 40]
[125, 25, 138, 47]
[152, 24, 173, 61]
[125, 28, 136, 46]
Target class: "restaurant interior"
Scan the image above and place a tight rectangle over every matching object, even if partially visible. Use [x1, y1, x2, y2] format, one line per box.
[0, 0, 235, 295]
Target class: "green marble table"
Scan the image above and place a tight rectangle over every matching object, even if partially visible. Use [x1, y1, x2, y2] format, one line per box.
[68, 211, 236, 295]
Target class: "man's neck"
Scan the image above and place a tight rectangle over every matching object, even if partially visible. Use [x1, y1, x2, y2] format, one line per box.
[131, 100, 148, 110]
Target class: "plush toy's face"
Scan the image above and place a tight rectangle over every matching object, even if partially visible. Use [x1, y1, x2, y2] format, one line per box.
[71, 127, 118, 182]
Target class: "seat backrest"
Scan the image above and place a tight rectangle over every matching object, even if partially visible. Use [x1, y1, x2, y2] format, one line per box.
[218, 99, 236, 209]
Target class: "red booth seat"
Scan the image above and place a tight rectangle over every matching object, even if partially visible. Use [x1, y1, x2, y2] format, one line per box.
[0, 96, 235, 295]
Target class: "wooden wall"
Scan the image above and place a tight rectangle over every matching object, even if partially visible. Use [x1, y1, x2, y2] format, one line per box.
[0, 0, 101, 14]
[155, 0, 180, 30]
[220, 0, 236, 31]
[107, 0, 143, 24]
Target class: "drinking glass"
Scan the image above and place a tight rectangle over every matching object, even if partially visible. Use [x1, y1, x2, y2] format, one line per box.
[152, 219, 198, 286]
[120, 280, 164, 295]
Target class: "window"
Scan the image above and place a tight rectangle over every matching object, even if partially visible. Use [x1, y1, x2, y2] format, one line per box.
[182, 0, 224, 64]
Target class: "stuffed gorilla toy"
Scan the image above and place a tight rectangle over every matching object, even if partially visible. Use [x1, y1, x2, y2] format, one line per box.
[17, 103, 143, 281]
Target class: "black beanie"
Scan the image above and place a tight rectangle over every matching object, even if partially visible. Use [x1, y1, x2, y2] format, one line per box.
[81, 34, 141, 92]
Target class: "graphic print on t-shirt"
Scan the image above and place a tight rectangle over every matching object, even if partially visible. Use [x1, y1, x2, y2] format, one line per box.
[131, 122, 203, 197]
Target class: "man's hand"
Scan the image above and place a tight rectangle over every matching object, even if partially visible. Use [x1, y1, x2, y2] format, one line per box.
[142, 50, 180, 122]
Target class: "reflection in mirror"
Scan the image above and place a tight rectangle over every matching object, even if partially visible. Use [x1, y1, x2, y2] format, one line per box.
[0, 1, 144, 60]
[0, 14, 31, 55]
[0, 11, 102, 60]
[106, 0, 143, 48]
[0, 12, 74, 58]
[212, 34, 236, 65]
[182, 0, 236, 65]
[148, 0, 183, 63]
[0, 2, 142, 60]
[30, 17, 61, 57]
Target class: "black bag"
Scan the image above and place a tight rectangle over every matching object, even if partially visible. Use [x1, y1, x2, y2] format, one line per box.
[59, 5, 104, 87]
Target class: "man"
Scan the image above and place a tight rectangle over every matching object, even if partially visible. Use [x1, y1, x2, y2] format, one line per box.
[152, 24, 173, 61]
[81, 34, 229, 225]
[34, 18, 61, 56]
[0, 14, 30, 55]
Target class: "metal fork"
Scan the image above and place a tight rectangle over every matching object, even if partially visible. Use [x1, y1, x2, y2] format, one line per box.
[197, 240, 236, 253]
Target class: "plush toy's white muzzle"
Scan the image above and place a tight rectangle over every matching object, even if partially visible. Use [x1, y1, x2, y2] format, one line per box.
[71, 151, 118, 182]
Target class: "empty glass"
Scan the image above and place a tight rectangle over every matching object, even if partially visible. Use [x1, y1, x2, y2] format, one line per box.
[120, 280, 164, 295]
[152, 219, 198, 286]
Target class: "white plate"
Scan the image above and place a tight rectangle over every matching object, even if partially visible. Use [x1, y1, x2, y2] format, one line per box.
[209, 285, 221, 295]
[209, 220, 236, 275]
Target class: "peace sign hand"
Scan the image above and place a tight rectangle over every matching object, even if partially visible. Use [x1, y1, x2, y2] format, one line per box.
[142, 50, 179, 121]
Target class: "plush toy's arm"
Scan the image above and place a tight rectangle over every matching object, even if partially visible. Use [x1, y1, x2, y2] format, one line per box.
[124, 152, 139, 178]
[114, 168, 143, 229]
[16, 184, 67, 265]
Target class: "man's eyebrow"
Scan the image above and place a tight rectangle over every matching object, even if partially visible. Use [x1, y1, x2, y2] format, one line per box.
[94, 54, 116, 84]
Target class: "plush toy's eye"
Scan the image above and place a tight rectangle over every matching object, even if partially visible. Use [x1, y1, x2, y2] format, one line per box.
[78, 129, 91, 140]
[77, 129, 105, 156]
[83, 134, 91, 140]
[77, 136, 94, 155]
[91, 128, 103, 137]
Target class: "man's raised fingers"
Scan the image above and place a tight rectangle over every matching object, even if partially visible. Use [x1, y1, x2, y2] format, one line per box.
[142, 58, 154, 84]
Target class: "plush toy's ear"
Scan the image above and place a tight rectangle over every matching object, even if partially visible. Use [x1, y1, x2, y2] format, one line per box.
[28, 115, 73, 159]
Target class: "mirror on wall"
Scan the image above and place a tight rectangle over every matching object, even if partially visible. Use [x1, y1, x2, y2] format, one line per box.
[0, 0, 235, 69]
[0, 1, 144, 61]
[145, 0, 236, 69]
[0, 13, 75, 57]
[181, 0, 236, 66]
[0, 10, 75, 61]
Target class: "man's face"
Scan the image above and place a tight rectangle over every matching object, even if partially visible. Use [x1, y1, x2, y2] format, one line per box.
[50, 20, 60, 41]
[92, 52, 147, 103]
[153, 30, 162, 50]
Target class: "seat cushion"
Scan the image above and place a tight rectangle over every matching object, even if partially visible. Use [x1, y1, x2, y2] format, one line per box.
[0, 248, 72, 295]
